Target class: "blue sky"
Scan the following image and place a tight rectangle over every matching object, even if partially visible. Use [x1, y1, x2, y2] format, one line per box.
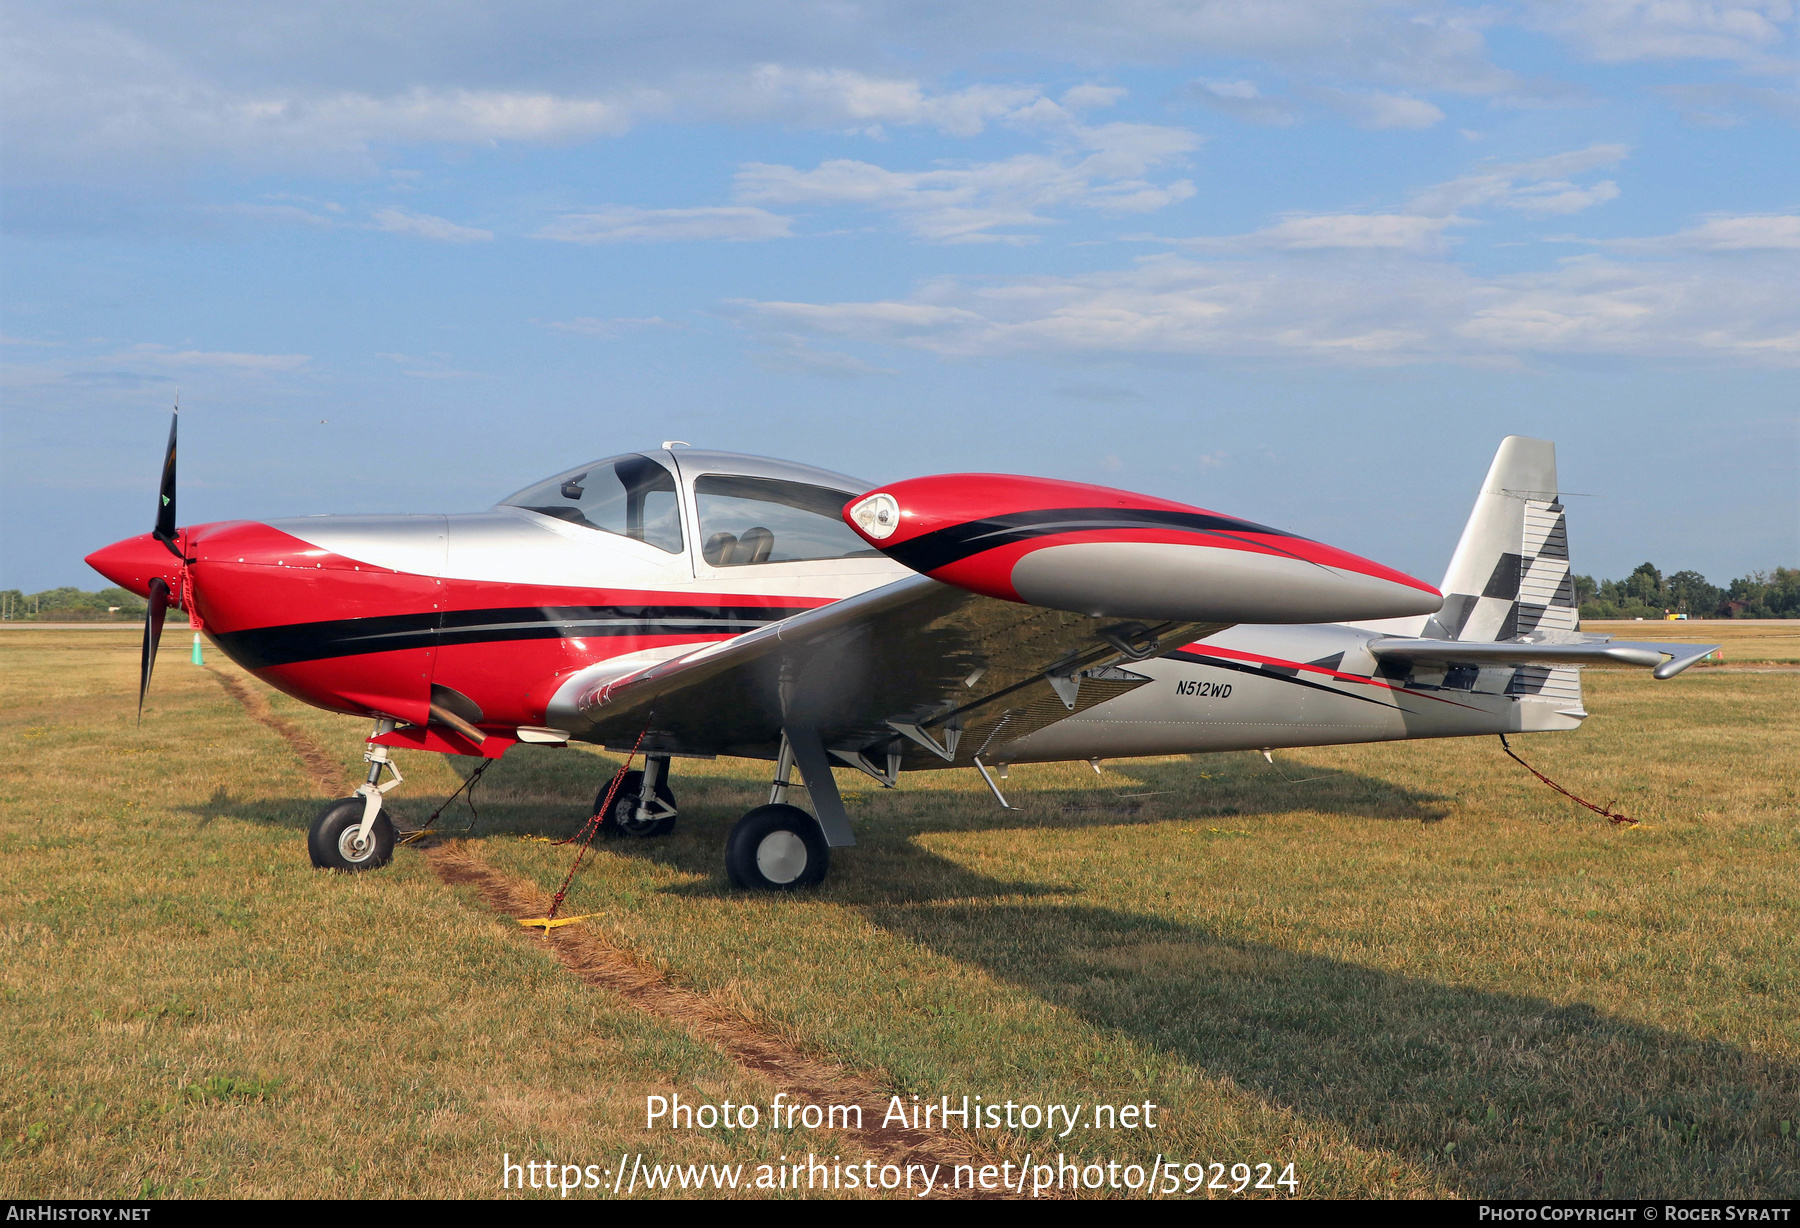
[4, 1, 1797, 591]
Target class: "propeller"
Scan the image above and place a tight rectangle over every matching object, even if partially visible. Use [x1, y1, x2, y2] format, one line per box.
[153, 404, 180, 558]
[140, 404, 182, 721]
[139, 577, 170, 722]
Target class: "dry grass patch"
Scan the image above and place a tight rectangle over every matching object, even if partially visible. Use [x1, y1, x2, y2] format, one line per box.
[4, 628, 1797, 1199]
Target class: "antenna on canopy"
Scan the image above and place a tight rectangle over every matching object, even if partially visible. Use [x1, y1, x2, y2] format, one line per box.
[661, 440, 690, 449]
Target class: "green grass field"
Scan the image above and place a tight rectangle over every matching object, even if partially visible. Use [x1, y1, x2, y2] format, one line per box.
[2, 627, 1796, 1199]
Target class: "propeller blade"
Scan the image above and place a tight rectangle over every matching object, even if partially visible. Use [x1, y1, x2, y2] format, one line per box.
[139, 577, 170, 722]
[153, 407, 180, 558]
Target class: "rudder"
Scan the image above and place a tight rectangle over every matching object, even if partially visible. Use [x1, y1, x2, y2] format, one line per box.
[1428, 436, 1577, 644]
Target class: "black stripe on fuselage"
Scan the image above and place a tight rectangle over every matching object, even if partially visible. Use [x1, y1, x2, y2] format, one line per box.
[1162, 649, 1399, 711]
[211, 604, 814, 669]
[884, 506, 1300, 574]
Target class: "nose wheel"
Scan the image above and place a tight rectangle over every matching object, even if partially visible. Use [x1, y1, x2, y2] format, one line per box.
[308, 797, 395, 871]
[595, 763, 678, 838]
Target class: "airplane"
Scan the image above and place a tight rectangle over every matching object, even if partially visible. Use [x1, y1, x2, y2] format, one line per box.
[87, 418, 1719, 890]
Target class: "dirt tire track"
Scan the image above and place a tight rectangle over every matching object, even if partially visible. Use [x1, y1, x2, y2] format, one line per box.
[431, 841, 1007, 1193]
[210, 663, 1013, 1197]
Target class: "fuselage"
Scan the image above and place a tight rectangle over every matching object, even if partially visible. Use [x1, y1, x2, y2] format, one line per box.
[89, 447, 1567, 769]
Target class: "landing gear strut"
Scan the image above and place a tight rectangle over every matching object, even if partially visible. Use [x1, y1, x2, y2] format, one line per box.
[308, 719, 403, 871]
[595, 754, 678, 837]
[724, 729, 852, 891]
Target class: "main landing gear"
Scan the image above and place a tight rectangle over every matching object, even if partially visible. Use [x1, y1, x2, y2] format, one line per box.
[725, 804, 829, 890]
[309, 719, 403, 871]
[723, 729, 855, 892]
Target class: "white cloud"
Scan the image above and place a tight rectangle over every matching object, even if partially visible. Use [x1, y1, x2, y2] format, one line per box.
[1, 13, 644, 178]
[1666, 212, 1800, 249]
[733, 241, 1800, 366]
[117, 345, 312, 371]
[1308, 87, 1446, 129]
[537, 206, 793, 243]
[1178, 213, 1456, 253]
[0, 13, 1068, 179]
[1407, 144, 1628, 216]
[1502, 179, 1621, 214]
[1060, 84, 1128, 111]
[733, 120, 1202, 243]
[3, 3, 1526, 184]
[714, 66, 1040, 136]
[1184, 79, 1301, 125]
[1655, 82, 1800, 127]
[370, 207, 493, 242]
[1522, 0, 1794, 63]
[1188, 81, 1446, 129]
[751, 336, 898, 378]
[214, 202, 338, 227]
[374, 351, 478, 379]
[1142, 145, 1626, 255]
[1587, 212, 1800, 250]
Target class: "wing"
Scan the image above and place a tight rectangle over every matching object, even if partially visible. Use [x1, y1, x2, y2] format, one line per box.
[1368, 636, 1721, 680]
[548, 572, 1227, 769]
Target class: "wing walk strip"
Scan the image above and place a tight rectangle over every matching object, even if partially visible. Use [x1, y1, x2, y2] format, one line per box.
[207, 660, 1014, 1198]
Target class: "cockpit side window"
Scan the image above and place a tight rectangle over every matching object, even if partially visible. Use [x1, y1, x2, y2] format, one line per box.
[502, 454, 684, 553]
[693, 475, 879, 566]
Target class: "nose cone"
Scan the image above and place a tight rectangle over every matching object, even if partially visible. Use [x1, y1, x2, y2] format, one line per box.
[86, 532, 180, 599]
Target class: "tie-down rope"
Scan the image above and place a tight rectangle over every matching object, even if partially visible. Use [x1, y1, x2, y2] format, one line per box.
[526, 717, 654, 927]
[1499, 734, 1635, 826]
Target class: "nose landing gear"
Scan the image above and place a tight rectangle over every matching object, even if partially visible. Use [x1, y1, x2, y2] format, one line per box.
[595, 754, 678, 838]
[308, 719, 404, 872]
[308, 797, 395, 870]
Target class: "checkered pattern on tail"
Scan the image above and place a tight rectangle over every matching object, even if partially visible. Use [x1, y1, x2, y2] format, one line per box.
[1417, 437, 1585, 710]
[1428, 498, 1577, 644]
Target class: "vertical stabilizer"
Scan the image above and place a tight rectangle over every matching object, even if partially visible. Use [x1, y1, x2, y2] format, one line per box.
[1428, 436, 1577, 644]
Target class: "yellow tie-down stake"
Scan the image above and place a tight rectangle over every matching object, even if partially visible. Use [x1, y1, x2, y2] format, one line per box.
[516, 913, 601, 933]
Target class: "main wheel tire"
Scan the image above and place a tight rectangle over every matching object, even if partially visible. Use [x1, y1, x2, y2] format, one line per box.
[594, 770, 678, 838]
[308, 797, 395, 871]
[725, 804, 830, 890]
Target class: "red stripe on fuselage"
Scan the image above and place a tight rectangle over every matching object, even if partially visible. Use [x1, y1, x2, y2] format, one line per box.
[1175, 643, 1482, 710]
[179, 518, 833, 730]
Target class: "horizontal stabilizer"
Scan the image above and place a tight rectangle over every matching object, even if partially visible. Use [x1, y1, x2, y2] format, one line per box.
[1368, 637, 1720, 679]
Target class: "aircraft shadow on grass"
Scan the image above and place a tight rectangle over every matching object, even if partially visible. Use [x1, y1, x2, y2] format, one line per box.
[863, 895, 1797, 1200]
[186, 747, 1451, 894]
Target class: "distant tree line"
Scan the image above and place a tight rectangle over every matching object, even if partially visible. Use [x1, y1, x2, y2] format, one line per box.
[0, 587, 149, 621]
[1574, 565, 1800, 620]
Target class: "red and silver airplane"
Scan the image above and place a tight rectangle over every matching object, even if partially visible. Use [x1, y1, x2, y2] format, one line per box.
[88, 418, 1717, 890]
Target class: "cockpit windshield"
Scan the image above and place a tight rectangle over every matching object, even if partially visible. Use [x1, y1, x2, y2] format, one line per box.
[501, 453, 683, 554]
